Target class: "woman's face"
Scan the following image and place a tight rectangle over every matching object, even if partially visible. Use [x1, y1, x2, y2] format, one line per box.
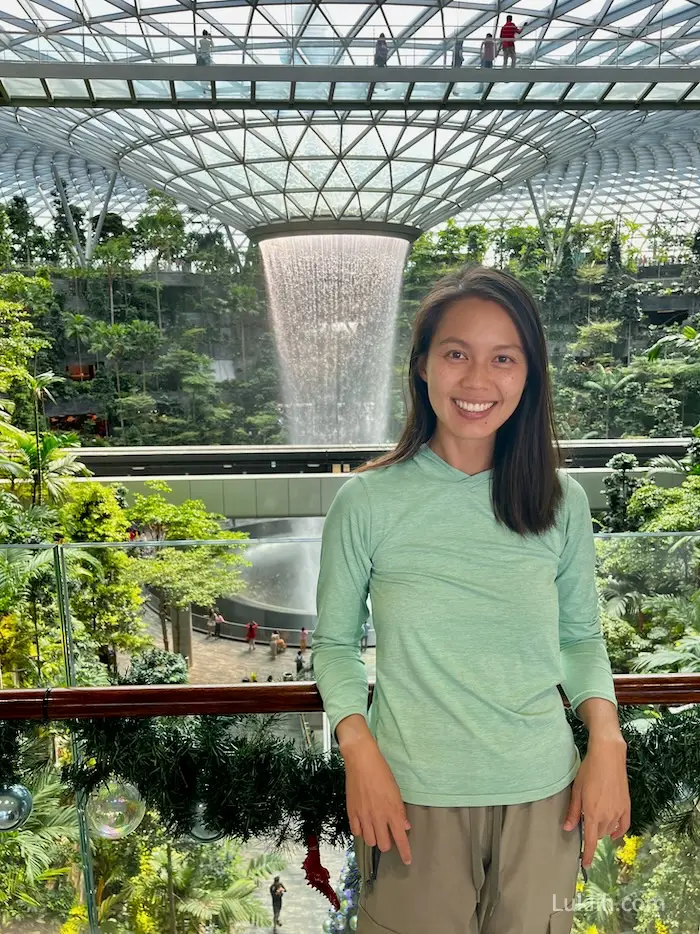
[420, 296, 529, 443]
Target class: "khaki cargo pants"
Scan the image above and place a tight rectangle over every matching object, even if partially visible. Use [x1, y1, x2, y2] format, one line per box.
[355, 784, 583, 934]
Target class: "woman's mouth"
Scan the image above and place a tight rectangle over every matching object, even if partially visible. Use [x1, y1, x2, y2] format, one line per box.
[452, 399, 497, 421]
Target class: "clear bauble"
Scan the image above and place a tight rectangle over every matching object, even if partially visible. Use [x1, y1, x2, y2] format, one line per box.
[189, 800, 224, 843]
[86, 781, 145, 839]
[0, 785, 33, 832]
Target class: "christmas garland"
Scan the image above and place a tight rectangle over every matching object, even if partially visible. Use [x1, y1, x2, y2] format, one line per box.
[3, 704, 700, 852]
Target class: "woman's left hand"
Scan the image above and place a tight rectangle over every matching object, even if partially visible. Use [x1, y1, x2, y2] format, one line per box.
[562, 735, 631, 869]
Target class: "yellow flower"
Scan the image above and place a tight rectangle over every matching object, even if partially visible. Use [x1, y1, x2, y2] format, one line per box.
[585, 926, 599, 934]
[617, 834, 642, 867]
[655, 921, 670, 934]
[576, 880, 585, 893]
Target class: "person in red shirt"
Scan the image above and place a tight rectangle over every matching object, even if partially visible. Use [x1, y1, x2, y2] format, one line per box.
[499, 15, 526, 66]
[245, 619, 258, 651]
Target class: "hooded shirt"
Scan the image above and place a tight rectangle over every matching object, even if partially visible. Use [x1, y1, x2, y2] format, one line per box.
[312, 444, 616, 806]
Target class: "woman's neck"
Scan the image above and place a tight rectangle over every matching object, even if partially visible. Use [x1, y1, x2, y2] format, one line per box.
[428, 431, 495, 476]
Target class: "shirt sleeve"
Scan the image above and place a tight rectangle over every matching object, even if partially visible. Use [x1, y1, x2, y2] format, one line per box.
[312, 475, 372, 737]
[557, 475, 618, 718]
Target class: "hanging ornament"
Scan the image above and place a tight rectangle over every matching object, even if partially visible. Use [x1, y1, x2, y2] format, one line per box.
[0, 784, 33, 832]
[86, 781, 145, 839]
[302, 833, 340, 909]
[189, 801, 225, 843]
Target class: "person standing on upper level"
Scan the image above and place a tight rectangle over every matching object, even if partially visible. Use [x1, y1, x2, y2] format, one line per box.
[197, 30, 213, 65]
[499, 15, 526, 66]
[374, 33, 389, 67]
[312, 265, 629, 934]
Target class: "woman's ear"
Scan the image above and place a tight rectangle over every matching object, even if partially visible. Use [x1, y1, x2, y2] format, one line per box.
[417, 354, 427, 382]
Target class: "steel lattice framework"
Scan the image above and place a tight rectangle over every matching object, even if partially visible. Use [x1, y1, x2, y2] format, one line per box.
[1, 0, 700, 234]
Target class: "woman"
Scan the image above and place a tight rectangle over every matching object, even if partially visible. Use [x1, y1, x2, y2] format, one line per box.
[312, 266, 630, 934]
[374, 33, 388, 67]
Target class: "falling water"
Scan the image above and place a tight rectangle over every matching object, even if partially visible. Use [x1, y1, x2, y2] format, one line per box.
[254, 233, 410, 615]
[259, 233, 410, 445]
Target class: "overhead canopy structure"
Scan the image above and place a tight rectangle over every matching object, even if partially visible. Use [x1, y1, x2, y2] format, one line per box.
[1, 0, 700, 235]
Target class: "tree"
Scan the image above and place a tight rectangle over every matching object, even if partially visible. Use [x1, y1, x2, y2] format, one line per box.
[582, 364, 639, 438]
[127, 320, 162, 392]
[0, 207, 12, 269]
[0, 424, 90, 506]
[93, 235, 133, 325]
[5, 196, 49, 266]
[134, 191, 186, 332]
[62, 313, 93, 374]
[89, 322, 132, 432]
[125, 481, 248, 653]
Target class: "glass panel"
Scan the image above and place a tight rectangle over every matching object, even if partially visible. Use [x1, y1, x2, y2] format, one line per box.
[684, 84, 700, 100]
[89, 78, 130, 97]
[486, 82, 530, 101]
[132, 78, 172, 98]
[174, 80, 212, 100]
[46, 77, 90, 98]
[564, 81, 610, 101]
[2, 77, 45, 96]
[294, 81, 331, 100]
[525, 81, 569, 101]
[333, 81, 369, 99]
[604, 81, 650, 101]
[255, 80, 291, 99]
[410, 82, 448, 100]
[448, 82, 487, 100]
[215, 80, 251, 99]
[643, 82, 692, 101]
[371, 82, 410, 100]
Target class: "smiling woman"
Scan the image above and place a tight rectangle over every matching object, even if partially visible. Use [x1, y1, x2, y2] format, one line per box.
[312, 264, 629, 934]
[361, 264, 559, 536]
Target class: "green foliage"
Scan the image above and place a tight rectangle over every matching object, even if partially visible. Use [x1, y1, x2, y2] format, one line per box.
[600, 612, 644, 672]
[600, 453, 646, 532]
[628, 477, 700, 532]
[123, 648, 189, 685]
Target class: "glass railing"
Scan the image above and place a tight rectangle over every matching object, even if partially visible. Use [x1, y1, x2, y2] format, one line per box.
[1, 530, 700, 932]
[0, 28, 697, 68]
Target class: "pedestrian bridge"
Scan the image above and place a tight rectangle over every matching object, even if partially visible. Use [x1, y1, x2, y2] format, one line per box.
[2, 63, 700, 110]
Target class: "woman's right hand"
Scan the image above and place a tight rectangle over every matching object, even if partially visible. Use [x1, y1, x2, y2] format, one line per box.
[337, 714, 412, 865]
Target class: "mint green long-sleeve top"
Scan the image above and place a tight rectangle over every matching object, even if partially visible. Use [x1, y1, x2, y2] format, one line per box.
[312, 444, 617, 807]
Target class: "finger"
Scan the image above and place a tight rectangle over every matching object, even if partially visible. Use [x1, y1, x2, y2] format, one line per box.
[582, 824, 599, 868]
[562, 787, 582, 830]
[349, 815, 362, 838]
[389, 817, 413, 865]
[361, 820, 377, 848]
[373, 821, 393, 854]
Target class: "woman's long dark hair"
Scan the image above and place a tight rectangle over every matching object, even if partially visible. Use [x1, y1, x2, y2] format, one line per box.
[358, 265, 563, 536]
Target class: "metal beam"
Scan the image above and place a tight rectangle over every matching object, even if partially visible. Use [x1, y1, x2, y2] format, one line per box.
[85, 170, 117, 261]
[51, 166, 87, 268]
[0, 62, 698, 83]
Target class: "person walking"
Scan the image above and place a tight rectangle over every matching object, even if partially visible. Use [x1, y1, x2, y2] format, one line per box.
[374, 33, 388, 67]
[270, 629, 280, 658]
[499, 15, 525, 66]
[480, 32, 496, 68]
[245, 619, 258, 651]
[452, 36, 464, 68]
[214, 609, 224, 639]
[197, 30, 213, 65]
[206, 607, 215, 639]
[360, 619, 371, 653]
[296, 650, 305, 675]
[312, 265, 630, 934]
[299, 626, 309, 652]
[270, 876, 286, 928]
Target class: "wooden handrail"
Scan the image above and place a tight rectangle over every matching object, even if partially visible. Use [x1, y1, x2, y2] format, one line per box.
[1, 675, 699, 721]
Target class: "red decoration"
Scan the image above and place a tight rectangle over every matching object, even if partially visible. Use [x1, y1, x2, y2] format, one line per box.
[302, 833, 340, 909]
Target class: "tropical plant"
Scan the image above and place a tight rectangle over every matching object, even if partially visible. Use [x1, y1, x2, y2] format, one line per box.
[0, 425, 90, 505]
[582, 365, 640, 438]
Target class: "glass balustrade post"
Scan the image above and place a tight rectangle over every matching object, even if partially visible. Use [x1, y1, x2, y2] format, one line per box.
[55, 545, 99, 934]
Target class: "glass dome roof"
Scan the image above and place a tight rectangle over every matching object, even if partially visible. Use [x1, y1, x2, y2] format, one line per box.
[1, 1, 699, 234]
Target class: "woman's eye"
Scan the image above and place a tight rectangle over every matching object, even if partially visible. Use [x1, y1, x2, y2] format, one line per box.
[496, 355, 514, 364]
[447, 351, 465, 360]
